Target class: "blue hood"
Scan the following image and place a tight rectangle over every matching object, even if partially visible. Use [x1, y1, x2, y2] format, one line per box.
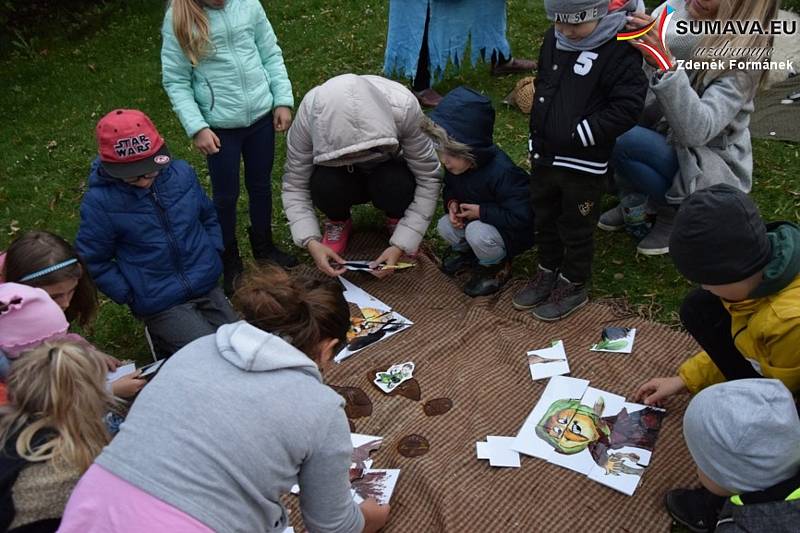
[429, 86, 495, 166]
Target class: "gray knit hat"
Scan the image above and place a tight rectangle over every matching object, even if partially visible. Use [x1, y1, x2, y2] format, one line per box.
[684, 379, 800, 494]
[544, 0, 609, 23]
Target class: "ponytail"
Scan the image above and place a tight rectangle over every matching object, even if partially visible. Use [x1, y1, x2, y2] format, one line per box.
[171, 0, 211, 66]
[232, 266, 350, 360]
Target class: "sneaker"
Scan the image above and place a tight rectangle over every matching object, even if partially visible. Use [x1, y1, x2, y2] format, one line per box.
[664, 487, 725, 533]
[463, 262, 512, 297]
[322, 219, 353, 255]
[637, 205, 676, 256]
[531, 273, 589, 322]
[597, 205, 624, 232]
[512, 265, 558, 310]
[441, 249, 478, 276]
[248, 226, 298, 269]
[414, 88, 443, 108]
[260, 246, 299, 268]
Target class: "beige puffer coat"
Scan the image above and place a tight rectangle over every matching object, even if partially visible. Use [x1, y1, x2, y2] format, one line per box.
[281, 74, 441, 253]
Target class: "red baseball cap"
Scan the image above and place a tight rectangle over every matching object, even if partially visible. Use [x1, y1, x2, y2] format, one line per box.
[95, 109, 172, 179]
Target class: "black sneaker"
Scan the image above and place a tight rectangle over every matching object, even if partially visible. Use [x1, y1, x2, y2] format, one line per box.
[463, 262, 512, 297]
[665, 487, 725, 533]
[512, 265, 558, 310]
[221, 242, 244, 297]
[259, 245, 299, 269]
[531, 274, 588, 322]
[441, 249, 478, 276]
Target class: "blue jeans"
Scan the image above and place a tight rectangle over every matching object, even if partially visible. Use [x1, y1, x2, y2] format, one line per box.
[206, 112, 274, 247]
[611, 126, 678, 203]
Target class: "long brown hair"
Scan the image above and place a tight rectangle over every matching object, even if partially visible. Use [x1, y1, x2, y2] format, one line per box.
[171, 0, 212, 66]
[3, 231, 98, 328]
[692, 0, 781, 91]
[232, 266, 350, 360]
[0, 341, 111, 472]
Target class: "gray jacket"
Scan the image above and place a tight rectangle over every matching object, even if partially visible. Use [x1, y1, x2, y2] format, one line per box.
[96, 321, 363, 533]
[647, 67, 756, 205]
[281, 74, 442, 253]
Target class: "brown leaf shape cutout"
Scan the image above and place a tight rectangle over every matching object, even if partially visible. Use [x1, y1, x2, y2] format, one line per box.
[368, 368, 421, 401]
[423, 398, 453, 416]
[397, 434, 430, 458]
[330, 385, 373, 419]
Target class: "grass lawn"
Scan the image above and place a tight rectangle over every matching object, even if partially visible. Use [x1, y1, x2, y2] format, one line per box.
[1, 0, 798, 366]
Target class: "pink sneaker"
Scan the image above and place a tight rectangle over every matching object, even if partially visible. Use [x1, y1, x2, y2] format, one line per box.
[322, 219, 352, 255]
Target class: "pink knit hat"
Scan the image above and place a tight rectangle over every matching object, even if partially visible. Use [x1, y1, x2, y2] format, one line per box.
[0, 283, 69, 358]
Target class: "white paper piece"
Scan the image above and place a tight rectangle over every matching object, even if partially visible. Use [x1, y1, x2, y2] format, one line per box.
[282, 528, 295, 533]
[512, 376, 590, 458]
[527, 340, 570, 380]
[352, 469, 400, 505]
[590, 328, 636, 354]
[586, 445, 648, 496]
[351, 433, 383, 449]
[486, 436, 521, 468]
[476, 441, 491, 460]
[547, 388, 626, 475]
[106, 363, 136, 383]
[373, 362, 415, 393]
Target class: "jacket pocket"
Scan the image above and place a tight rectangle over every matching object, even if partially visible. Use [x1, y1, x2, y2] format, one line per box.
[193, 72, 216, 113]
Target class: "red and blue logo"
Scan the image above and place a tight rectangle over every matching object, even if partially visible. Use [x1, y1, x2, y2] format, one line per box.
[617, 5, 676, 70]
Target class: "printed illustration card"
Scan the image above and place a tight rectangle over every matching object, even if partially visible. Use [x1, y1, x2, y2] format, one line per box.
[526, 340, 570, 380]
[351, 469, 400, 505]
[590, 327, 636, 354]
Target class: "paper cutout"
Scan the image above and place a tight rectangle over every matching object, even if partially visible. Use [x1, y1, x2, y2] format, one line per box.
[397, 434, 430, 458]
[486, 436, 521, 468]
[351, 469, 400, 505]
[476, 441, 491, 460]
[343, 261, 415, 272]
[423, 398, 453, 416]
[374, 362, 415, 393]
[526, 340, 570, 380]
[106, 363, 136, 383]
[590, 327, 636, 354]
[335, 278, 413, 363]
[513, 376, 665, 495]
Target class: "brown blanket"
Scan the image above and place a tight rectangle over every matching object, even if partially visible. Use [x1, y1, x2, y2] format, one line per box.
[286, 235, 698, 532]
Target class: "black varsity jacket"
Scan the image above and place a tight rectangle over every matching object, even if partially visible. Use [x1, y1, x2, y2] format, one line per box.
[529, 27, 648, 176]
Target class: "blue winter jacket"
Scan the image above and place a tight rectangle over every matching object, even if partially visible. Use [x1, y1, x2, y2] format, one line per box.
[76, 159, 224, 317]
[430, 86, 534, 258]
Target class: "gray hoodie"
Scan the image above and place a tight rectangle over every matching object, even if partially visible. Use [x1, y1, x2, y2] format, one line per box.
[96, 321, 363, 533]
[281, 74, 442, 253]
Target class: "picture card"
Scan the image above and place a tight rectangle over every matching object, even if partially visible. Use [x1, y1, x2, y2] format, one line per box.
[373, 362, 415, 393]
[351, 469, 400, 505]
[476, 441, 491, 460]
[590, 327, 636, 354]
[342, 261, 415, 272]
[106, 363, 136, 383]
[526, 340, 569, 380]
[485, 436, 521, 468]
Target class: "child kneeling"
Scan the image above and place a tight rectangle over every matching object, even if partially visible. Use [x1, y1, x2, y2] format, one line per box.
[76, 109, 238, 358]
[424, 86, 534, 297]
[668, 379, 800, 532]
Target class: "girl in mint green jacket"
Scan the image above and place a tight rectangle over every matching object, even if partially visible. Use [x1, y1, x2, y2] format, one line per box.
[161, 0, 297, 295]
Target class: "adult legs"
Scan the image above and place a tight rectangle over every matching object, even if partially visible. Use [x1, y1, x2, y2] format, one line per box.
[679, 288, 761, 380]
[612, 126, 679, 203]
[310, 165, 369, 221]
[364, 159, 416, 220]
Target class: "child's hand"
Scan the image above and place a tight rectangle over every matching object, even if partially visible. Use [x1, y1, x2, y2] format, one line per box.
[104, 354, 123, 371]
[194, 128, 221, 155]
[448, 201, 463, 228]
[360, 498, 391, 533]
[634, 376, 687, 406]
[273, 106, 293, 132]
[112, 371, 146, 399]
[307, 239, 347, 277]
[457, 203, 480, 222]
[369, 245, 404, 279]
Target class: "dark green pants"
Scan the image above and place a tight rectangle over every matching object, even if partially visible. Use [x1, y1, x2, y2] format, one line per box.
[530, 165, 604, 283]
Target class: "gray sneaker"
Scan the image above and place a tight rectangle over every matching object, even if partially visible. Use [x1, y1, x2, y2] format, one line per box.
[512, 265, 558, 310]
[532, 274, 589, 322]
[597, 205, 624, 232]
[637, 205, 676, 256]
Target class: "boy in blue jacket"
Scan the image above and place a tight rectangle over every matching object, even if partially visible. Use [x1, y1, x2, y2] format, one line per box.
[76, 109, 238, 357]
[424, 86, 534, 297]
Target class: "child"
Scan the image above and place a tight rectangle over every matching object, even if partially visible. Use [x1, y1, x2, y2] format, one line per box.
[161, 0, 297, 294]
[59, 266, 390, 533]
[636, 184, 800, 404]
[667, 379, 800, 532]
[423, 86, 534, 296]
[0, 340, 112, 533]
[1, 230, 98, 328]
[0, 283, 145, 403]
[75, 109, 239, 358]
[513, 0, 647, 321]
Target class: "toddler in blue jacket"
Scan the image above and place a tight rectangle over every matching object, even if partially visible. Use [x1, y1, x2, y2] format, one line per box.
[76, 109, 239, 358]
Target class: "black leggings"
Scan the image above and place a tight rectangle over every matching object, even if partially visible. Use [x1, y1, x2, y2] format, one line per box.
[680, 288, 761, 381]
[309, 159, 416, 221]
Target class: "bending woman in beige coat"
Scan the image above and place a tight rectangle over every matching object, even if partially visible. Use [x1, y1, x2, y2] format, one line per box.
[282, 74, 441, 277]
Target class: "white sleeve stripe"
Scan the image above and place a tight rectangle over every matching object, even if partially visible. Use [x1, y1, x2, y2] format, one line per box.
[582, 120, 596, 146]
[576, 123, 589, 147]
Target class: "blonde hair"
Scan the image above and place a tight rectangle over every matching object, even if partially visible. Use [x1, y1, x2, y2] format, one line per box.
[0, 341, 111, 472]
[420, 116, 476, 167]
[692, 0, 781, 91]
[171, 0, 212, 66]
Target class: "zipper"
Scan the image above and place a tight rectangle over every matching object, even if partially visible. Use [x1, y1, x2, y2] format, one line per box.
[149, 184, 193, 299]
[205, 76, 215, 112]
[347, 164, 354, 173]
[221, 8, 250, 125]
